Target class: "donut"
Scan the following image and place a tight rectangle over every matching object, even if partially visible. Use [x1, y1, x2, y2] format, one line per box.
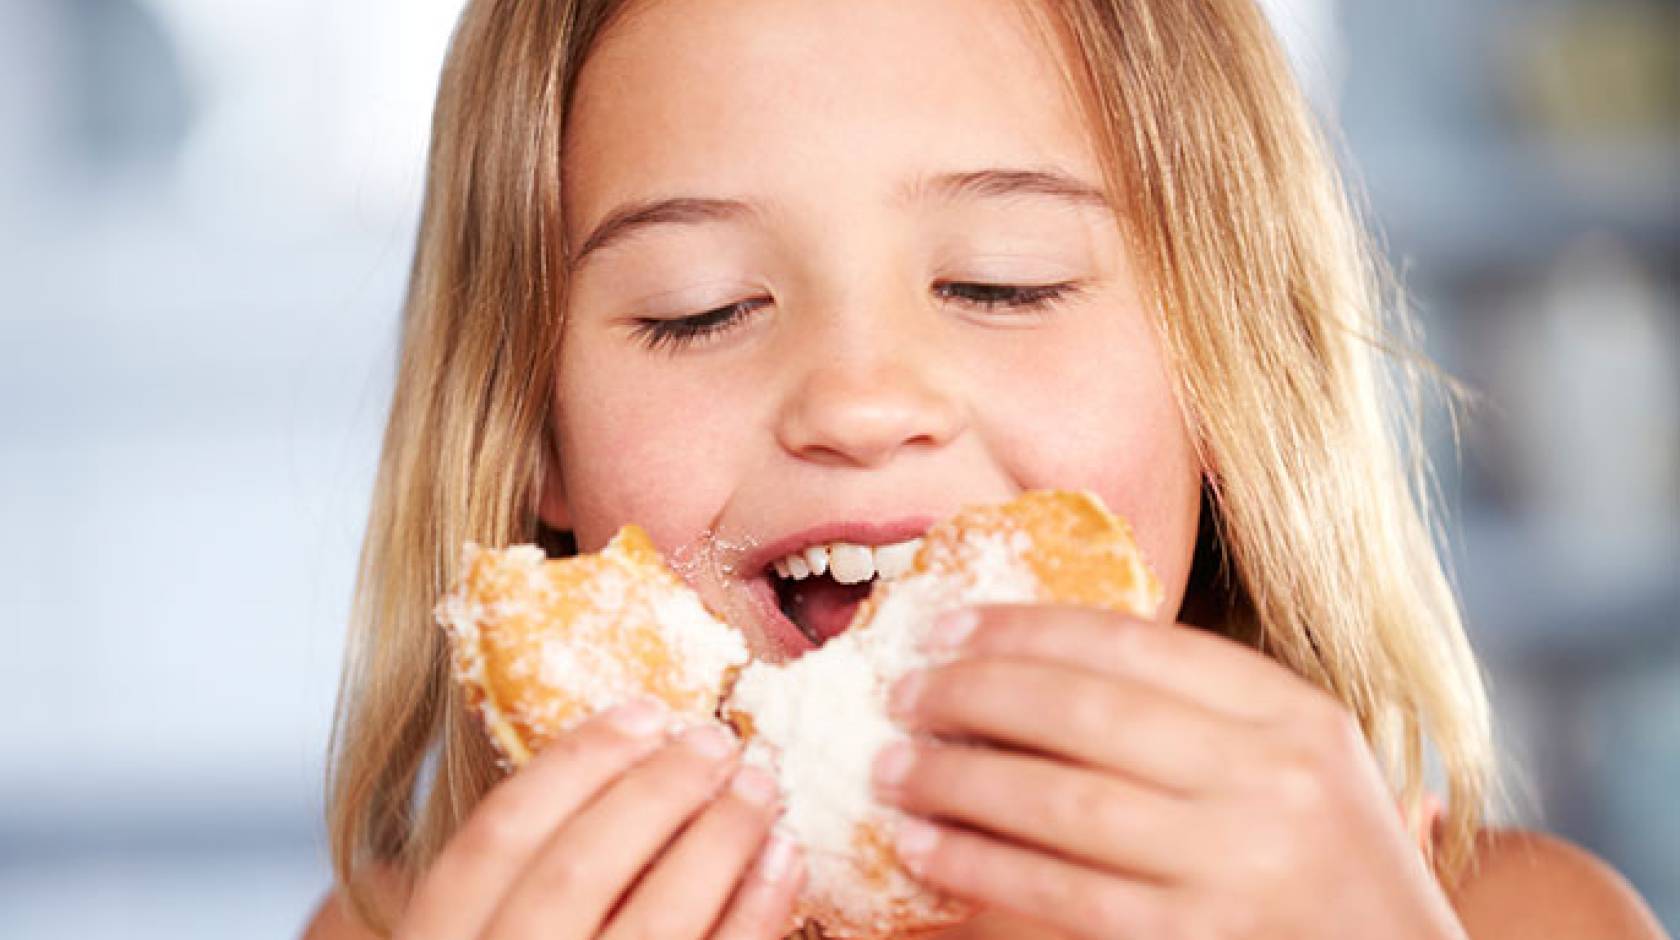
[436, 489, 1163, 938]
[436, 525, 749, 765]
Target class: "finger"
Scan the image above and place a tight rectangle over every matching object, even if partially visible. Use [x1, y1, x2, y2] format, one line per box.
[708, 829, 807, 940]
[398, 698, 671, 940]
[891, 816, 1167, 940]
[600, 764, 782, 939]
[873, 739, 1195, 880]
[480, 722, 740, 939]
[925, 604, 1303, 721]
[891, 657, 1248, 794]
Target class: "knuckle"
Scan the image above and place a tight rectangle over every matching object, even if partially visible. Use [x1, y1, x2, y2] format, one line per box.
[1120, 895, 1180, 940]
[453, 802, 528, 863]
[1093, 622, 1131, 675]
[916, 828, 971, 890]
[1317, 700, 1366, 759]
[900, 745, 949, 804]
[1240, 818, 1299, 887]
[967, 611, 1011, 650]
[1296, 693, 1356, 750]
[1196, 896, 1261, 939]
[528, 723, 640, 779]
[1037, 774, 1113, 839]
[531, 848, 589, 895]
[614, 908, 691, 940]
[548, 727, 595, 758]
[723, 862, 792, 927]
[722, 778, 780, 818]
[1063, 675, 1116, 739]
[1268, 753, 1327, 814]
[1110, 618, 1161, 665]
[1274, 705, 1363, 800]
[1027, 864, 1126, 932]
[1016, 860, 1073, 914]
[908, 664, 952, 717]
[525, 730, 592, 774]
[713, 791, 778, 840]
[1082, 882, 1138, 931]
[632, 750, 718, 801]
[1080, 779, 1133, 840]
[926, 660, 1003, 722]
[946, 657, 1003, 700]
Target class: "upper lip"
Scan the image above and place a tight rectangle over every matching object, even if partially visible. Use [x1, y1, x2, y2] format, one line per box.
[741, 516, 940, 577]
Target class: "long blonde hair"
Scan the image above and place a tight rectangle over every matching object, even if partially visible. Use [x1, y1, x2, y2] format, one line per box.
[326, 0, 1495, 931]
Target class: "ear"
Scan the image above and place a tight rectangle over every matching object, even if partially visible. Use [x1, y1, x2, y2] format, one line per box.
[536, 436, 572, 531]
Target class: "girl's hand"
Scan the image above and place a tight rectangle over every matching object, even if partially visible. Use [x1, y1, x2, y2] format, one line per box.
[395, 701, 805, 940]
[874, 605, 1467, 940]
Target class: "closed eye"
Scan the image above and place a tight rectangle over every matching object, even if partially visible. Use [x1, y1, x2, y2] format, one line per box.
[629, 280, 1084, 354]
[628, 298, 771, 354]
[933, 280, 1082, 311]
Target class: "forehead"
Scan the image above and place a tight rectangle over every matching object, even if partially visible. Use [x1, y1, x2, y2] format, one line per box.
[562, 0, 1101, 233]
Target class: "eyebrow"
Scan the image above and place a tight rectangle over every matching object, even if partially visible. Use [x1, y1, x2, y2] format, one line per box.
[566, 167, 1110, 270]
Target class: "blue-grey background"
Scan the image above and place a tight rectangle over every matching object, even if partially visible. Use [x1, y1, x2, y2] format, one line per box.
[2, 0, 1675, 936]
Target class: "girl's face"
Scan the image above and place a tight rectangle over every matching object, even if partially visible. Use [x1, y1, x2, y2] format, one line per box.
[545, 0, 1201, 661]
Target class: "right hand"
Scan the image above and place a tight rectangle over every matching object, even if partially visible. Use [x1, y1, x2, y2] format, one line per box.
[394, 699, 806, 940]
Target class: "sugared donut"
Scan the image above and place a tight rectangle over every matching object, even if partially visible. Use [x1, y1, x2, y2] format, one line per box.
[726, 489, 1163, 937]
[436, 525, 749, 766]
[436, 490, 1162, 938]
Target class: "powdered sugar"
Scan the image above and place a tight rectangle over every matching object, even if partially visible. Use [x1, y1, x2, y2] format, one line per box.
[724, 527, 1041, 936]
[438, 536, 748, 751]
[645, 583, 752, 698]
[440, 492, 1158, 938]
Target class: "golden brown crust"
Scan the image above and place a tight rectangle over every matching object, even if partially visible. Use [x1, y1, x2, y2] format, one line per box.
[926, 489, 1160, 613]
[438, 525, 742, 767]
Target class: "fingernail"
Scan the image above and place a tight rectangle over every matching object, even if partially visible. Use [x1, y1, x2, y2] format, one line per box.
[604, 697, 666, 737]
[889, 671, 925, 720]
[894, 817, 939, 873]
[680, 723, 736, 760]
[730, 765, 779, 807]
[922, 607, 977, 651]
[872, 740, 914, 796]
[754, 829, 800, 883]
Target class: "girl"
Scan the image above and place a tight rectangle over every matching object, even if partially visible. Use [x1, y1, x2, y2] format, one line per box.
[307, 1, 1667, 937]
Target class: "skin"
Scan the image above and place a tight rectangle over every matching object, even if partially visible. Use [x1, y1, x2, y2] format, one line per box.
[543, 0, 1201, 663]
[304, 1, 1669, 937]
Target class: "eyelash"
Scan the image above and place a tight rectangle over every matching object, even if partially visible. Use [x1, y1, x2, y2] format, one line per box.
[629, 281, 1083, 353]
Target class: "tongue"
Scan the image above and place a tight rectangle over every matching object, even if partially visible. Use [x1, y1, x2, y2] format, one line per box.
[787, 574, 875, 644]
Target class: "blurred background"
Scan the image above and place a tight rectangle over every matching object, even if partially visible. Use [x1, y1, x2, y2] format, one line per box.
[1, 0, 1675, 935]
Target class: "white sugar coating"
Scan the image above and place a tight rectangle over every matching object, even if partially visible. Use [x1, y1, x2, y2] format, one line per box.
[725, 527, 1040, 934]
[439, 541, 748, 743]
[643, 582, 752, 701]
[442, 518, 1080, 935]
[531, 556, 749, 729]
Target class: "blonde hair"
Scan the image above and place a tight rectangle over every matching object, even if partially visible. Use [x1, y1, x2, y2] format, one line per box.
[326, 0, 1495, 931]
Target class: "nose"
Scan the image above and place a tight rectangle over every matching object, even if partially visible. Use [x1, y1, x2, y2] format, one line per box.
[773, 305, 966, 469]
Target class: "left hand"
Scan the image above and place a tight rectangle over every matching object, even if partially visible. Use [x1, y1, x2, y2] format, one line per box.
[872, 604, 1467, 940]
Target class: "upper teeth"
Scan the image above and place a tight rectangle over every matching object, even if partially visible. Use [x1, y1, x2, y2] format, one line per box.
[771, 538, 923, 584]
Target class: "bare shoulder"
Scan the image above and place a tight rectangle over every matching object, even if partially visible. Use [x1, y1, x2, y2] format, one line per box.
[300, 865, 409, 940]
[1449, 827, 1669, 940]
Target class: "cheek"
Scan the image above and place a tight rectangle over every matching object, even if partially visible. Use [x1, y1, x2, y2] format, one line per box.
[985, 312, 1201, 613]
[553, 351, 745, 554]
[1085, 404, 1201, 618]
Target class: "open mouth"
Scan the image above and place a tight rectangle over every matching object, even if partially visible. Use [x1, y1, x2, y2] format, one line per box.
[759, 533, 927, 651]
[770, 568, 877, 647]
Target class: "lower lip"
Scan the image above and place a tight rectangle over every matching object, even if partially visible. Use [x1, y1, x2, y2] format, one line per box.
[745, 574, 817, 657]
